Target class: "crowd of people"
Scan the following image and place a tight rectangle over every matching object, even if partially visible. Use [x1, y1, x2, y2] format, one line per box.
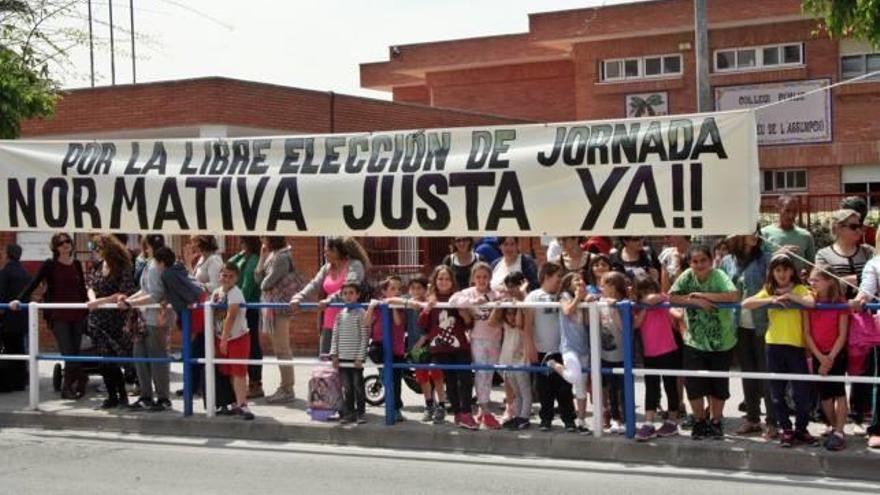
[0, 194, 879, 454]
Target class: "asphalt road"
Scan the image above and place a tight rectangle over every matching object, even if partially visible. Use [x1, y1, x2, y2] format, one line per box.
[0, 428, 875, 495]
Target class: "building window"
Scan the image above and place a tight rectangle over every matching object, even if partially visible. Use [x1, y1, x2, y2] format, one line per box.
[714, 43, 803, 72]
[762, 169, 807, 193]
[600, 54, 683, 82]
[841, 53, 880, 80]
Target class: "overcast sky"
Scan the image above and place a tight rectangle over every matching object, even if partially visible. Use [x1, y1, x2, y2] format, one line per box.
[59, 0, 638, 99]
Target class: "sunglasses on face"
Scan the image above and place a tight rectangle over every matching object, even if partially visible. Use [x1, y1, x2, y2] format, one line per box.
[56, 239, 72, 246]
[842, 223, 864, 231]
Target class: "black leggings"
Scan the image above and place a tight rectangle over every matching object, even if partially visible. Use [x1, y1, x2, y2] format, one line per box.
[643, 350, 681, 413]
[602, 360, 624, 421]
[100, 363, 127, 403]
[436, 352, 473, 414]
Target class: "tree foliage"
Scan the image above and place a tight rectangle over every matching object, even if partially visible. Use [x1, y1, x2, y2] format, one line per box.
[0, 1, 87, 138]
[803, 0, 880, 49]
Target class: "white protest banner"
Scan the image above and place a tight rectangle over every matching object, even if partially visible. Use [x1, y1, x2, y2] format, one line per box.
[715, 79, 831, 145]
[0, 110, 759, 237]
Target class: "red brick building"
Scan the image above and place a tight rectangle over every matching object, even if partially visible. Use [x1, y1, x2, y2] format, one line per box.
[360, 0, 880, 211]
[6, 77, 523, 352]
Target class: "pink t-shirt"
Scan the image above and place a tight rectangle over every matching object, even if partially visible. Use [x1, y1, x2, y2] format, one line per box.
[370, 313, 406, 357]
[452, 287, 500, 342]
[321, 262, 348, 330]
[639, 295, 678, 358]
[808, 299, 848, 354]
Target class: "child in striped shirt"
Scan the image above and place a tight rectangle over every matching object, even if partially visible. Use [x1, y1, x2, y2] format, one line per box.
[331, 283, 375, 424]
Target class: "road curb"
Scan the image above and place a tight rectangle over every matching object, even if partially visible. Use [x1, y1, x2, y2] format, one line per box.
[2, 410, 877, 481]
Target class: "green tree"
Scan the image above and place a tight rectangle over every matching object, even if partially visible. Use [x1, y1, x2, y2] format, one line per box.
[1, 0, 88, 138]
[803, 0, 880, 48]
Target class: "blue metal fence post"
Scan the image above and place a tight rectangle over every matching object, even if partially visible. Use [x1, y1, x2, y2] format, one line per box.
[182, 307, 193, 417]
[381, 303, 395, 426]
[619, 300, 636, 439]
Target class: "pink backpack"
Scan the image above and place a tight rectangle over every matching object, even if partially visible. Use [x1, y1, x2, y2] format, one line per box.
[847, 311, 880, 375]
[307, 366, 342, 418]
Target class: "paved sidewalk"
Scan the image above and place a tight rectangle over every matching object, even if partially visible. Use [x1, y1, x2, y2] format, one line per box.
[1, 361, 878, 481]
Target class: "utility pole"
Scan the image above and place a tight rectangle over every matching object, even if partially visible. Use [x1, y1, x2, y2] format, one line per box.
[130, 0, 136, 83]
[87, 0, 94, 87]
[694, 0, 711, 112]
[109, 0, 116, 85]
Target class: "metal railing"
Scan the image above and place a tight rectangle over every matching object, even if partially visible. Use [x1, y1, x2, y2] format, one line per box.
[3, 300, 880, 440]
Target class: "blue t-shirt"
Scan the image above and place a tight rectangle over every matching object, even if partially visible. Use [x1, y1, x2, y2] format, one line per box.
[559, 294, 589, 357]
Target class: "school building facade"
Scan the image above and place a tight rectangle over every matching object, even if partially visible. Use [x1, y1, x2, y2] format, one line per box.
[360, 0, 880, 216]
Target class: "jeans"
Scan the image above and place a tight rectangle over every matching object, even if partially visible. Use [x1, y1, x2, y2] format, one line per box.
[51, 320, 86, 393]
[246, 308, 262, 384]
[339, 364, 365, 418]
[536, 352, 576, 425]
[436, 351, 473, 415]
[133, 325, 170, 400]
[766, 344, 811, 432]
[736, 327, 775, 425]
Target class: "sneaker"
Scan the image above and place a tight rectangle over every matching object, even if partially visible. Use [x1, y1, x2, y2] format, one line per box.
[127, 397, 154, 411]
[635, 424, 657, 442]
[265, 388, 295, 404]
[735, 421, 762, 435]
[247, 383, 265, 399]
[853, 423, 868, 436]
[432, 406, 446, 425]
[794, 430, 818, 446]
[149, 400, 167, 412]
[516, 418, 532, 430]
[763, 424, 779, 440]
[97, 399, 119, 410]
[480, 412, 502, 430]
[681, 414, 696, 430]
[394, 409, 406, 423]
[780, 430, 795, 448]
[821, 424, 834, 437]
[157, 397, 172, 409]
[564, 423, 577, 433]
[339, 415, 355, 425]
[608, 419, 623, 435]
[458, 413, 479, 430]
[656, 421, 679, 438]
[357, 414, 367, 424]
[539, 422, 552, 432]
[691, 420, 709, 440]
[577, 424, 591, 435]
[825, 431, 846, 451]
[502, 417, 518, 430]
[216, 405, 236, 416]
[238, 405, 255, 421]
[421, 406, 435, 423]
[709, 420, 724, 440]
[867, 435, 880, 449]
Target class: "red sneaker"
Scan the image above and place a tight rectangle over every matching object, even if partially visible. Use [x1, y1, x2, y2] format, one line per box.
[453, 413, 462, 426]
[459, 413, 480, 430]
[480, 412, 502, 430]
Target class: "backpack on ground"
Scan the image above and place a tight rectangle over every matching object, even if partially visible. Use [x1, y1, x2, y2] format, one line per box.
[307, 365, 342, 421]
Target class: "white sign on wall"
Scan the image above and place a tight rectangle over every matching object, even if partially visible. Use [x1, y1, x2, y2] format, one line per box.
[15, 232, 53, 261]
[715, 79, 831, 145]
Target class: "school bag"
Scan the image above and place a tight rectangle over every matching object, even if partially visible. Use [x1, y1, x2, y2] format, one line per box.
[307, 365, 343, 421]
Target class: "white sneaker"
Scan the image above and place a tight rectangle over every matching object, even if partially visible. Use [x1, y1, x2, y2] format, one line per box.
[265, 389, 295, 404]
[853, 423, 868, 436]
[609, 419, 623, 435]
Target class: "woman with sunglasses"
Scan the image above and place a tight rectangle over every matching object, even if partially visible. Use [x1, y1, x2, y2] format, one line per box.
[11, 233, 89, 399]
[816, 208, 876, 435]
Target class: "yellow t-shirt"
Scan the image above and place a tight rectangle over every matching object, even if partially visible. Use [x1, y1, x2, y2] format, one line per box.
[757, 284, 810, 348]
